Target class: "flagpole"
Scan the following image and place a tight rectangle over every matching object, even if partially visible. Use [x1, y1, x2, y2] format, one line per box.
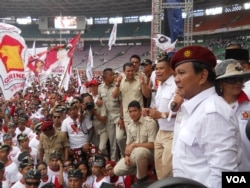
[60, 12, 62, 45]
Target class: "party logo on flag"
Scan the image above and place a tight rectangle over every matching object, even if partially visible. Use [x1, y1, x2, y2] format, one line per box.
[0, 23, 26, 100]
[0, 35, 24, 73]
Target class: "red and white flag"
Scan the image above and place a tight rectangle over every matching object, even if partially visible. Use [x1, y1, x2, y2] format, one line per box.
[0, 23, 27, 100]
[26, 34, 80, 84]
[108, 23, 117, 50]
[86, 46, 93, 81]
[58, 34, 81, 91]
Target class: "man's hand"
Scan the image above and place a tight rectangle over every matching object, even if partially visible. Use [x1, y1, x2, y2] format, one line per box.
[117, 119, 125, 129]
[171, 90, 184, 112]
[96, 98, 103, 107]
[148, 108, 161, 119]
[125, 143, 136, 156]
[116, 75, 123, 85]
[82, 143, 90, 153]
[141, 108, 150, 117]
[125, 155, 132, 166]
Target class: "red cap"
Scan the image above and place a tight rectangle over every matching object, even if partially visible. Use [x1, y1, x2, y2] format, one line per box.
[41, 121, 53, 131]
[86, 80, 99, 87]
[170, 45, 217, 70]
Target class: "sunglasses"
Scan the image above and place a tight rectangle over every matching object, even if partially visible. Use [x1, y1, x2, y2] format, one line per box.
[25, 181, 40, 186]
[53, 116, 60, 119]
[223, 77, 245, 84]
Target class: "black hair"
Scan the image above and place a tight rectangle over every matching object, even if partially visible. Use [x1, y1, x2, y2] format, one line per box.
[128, 100, 141, 110]
[123, 62, 134, 71]
[192, 61, 216, 85]
[75, 161, 91, 177]
[40, 182, 56, 188]
[80, 93, 93, 101]
[103, 68, 113, 78]
[36, 161, 47, 169]
[130, 54, 141, 62]
[73, 96, 82, 103]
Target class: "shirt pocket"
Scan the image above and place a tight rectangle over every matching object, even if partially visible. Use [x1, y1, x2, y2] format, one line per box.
[178, 130, 203, 158]
[130, 132, 137, 142]
[100, 93, 107, 98]
[139, 131, 148, 143]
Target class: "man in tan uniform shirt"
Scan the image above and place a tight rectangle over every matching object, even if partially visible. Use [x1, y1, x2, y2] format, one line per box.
[113, 100, 158, 188]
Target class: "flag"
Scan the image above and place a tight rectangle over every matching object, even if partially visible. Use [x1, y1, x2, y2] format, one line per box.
[0, 23, 27, 100]
[76, 69, 82, 87]
[57, 34, 80, 91]
[26, 47, 47, 77]
[152, 34, 177, 53]
[58, 58, 73, 91]
[26, 34, 80, 84]
[86, 46, 93, 81]
[108, 23, 117, 50]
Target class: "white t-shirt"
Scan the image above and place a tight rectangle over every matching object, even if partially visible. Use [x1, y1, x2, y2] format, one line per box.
[38, 175, 57, 188]
[82, 175, 95, 188]
[61, 116, 92, 149]
[13, 147, 38, 165]
[4, 161, 22, 184]
[47, 166, 60, 177]
[8, 146, 20, 162]
[29, 135, 40, 151]
[2, 177, 11, 188]
[11, 180, 25, 188]
[15, 127, 33, 139]
[92, 176, 110, 188]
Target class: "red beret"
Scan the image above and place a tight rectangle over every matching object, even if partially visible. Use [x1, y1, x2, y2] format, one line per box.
[106, 160, 116, 167]
[41, 121, 53, 131]
[170, 46, 217, 70]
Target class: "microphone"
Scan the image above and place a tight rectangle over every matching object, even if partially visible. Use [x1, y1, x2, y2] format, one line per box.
[170, 101, 177, 111]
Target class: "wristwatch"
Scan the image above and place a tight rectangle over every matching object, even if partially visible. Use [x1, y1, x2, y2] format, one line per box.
[161, 112, 167, 119]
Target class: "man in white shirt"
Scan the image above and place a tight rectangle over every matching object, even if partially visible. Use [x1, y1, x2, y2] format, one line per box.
[0, 142, 21, 186]
[170, 45, 241, 188]
[61, 100, 93, 163]
[143, 52, 176, 179]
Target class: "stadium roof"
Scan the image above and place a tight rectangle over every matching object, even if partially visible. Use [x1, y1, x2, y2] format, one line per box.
[0, 0, 249, 18]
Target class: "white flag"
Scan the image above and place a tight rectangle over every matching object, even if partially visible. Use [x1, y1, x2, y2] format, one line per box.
[108, 23, 117, 50]
[152, 34, 177, 53]
[76, 69, 81, 87]
[86, 46, 93, 81]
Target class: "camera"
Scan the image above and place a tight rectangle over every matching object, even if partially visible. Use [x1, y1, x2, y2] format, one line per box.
[85, 102, 94, 110]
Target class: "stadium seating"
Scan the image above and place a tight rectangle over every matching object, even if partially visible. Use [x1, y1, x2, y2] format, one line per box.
[13, 9, 250, 72]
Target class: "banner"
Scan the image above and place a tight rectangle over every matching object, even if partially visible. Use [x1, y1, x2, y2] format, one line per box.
[108, 23, 117, 50]
[165, 0, 184, 41]
[86, 46, 93, 81]
[0, 23, 27, 100]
